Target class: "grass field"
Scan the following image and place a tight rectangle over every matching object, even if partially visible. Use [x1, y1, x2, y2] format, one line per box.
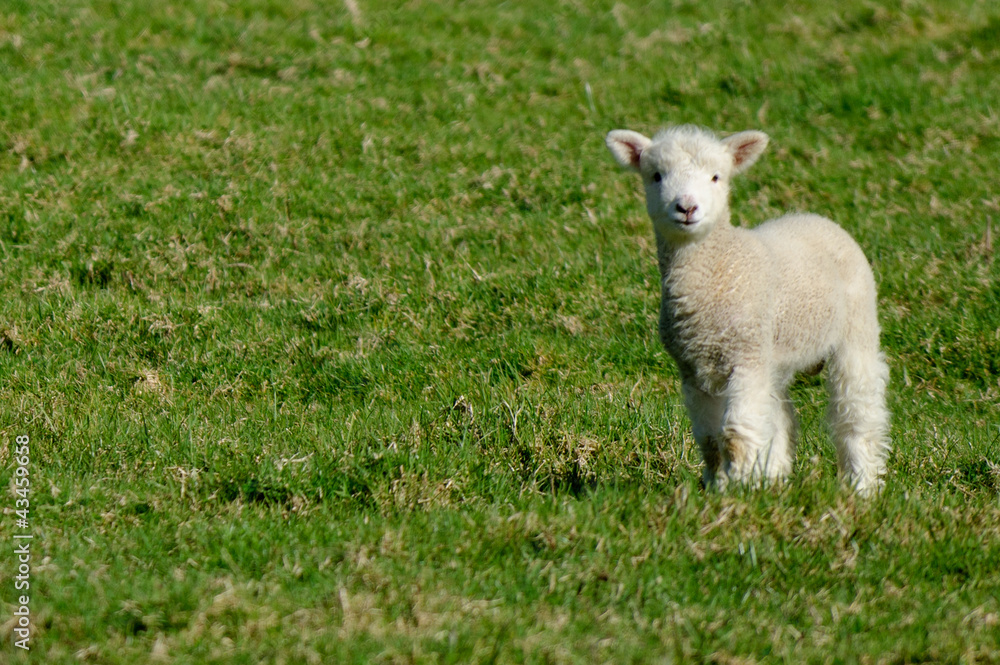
[1, 0, 999, 662]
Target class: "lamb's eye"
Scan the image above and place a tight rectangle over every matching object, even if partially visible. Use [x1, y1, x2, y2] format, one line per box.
[712, 174, 720, 183]
[653, 172, 662, 183]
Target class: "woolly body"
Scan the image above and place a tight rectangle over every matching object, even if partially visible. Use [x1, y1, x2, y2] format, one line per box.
[606, 126, 890, 494]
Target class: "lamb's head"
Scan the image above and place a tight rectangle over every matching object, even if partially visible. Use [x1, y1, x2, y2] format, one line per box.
[606, 126, 768, 240]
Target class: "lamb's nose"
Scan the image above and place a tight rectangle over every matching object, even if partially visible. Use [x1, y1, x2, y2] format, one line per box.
[676, 202, 698, 218]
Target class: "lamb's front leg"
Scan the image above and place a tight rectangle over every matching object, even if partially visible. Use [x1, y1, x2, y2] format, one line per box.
[682, 383, 726, 489]
[718, 369, 790, 489]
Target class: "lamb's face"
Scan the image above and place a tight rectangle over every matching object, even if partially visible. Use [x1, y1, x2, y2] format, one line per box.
[639, 135, 732, 239]
[606, 126, 770, 242]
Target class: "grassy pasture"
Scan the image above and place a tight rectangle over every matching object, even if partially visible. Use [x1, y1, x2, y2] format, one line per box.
[1, 0, 999, 662]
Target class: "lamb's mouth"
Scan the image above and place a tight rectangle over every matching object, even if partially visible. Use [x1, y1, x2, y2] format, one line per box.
[656, 216, 700, 230]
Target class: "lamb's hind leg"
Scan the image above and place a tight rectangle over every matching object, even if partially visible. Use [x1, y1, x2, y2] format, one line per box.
[827, 342, 890, 495]
[770, 383, 798, 480]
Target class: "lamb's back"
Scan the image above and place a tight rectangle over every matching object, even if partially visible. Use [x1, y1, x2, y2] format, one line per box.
[751, 213, 875, 367]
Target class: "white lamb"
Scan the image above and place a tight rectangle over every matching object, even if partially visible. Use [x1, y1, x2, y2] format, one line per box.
[605, 125, 890, 495]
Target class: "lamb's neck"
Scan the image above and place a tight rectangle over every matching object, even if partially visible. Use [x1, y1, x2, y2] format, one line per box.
[653, 219, 736, 282]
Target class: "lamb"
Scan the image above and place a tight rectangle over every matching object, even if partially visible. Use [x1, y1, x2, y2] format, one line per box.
[605, 125, 890, 495]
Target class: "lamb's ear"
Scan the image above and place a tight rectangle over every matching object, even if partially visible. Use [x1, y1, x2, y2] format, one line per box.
[722, 131, 769, 173]
[606, 130, 651, 171]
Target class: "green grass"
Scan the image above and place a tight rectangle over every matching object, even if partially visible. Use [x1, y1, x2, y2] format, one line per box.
[1, 0, 999, 662]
